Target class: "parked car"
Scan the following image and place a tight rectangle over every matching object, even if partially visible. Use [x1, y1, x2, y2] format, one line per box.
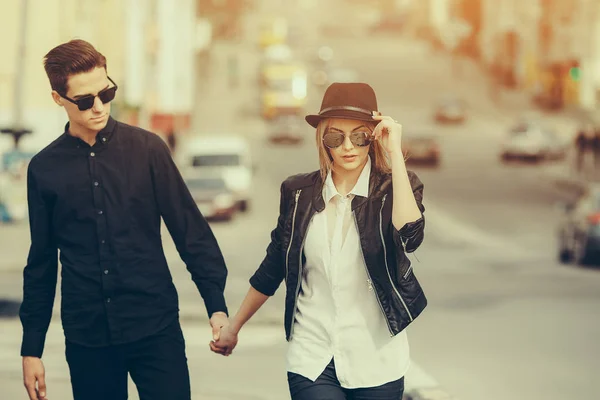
[179, 136, 253, 212]
[558, 184, 600, 266]
[402, 131, 441, 166]
[434, 95, 466, 124]
[500, 121, 568, 161]
[268, 115, 305, 144]
[183, 173, 237, 221]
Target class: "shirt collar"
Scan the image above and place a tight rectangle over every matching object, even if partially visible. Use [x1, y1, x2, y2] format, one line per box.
[63, 116, 117, 147]
[324, 156, 371, 203]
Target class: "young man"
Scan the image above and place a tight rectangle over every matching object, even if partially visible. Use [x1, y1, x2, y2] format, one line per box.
[20, 39, 229, 400]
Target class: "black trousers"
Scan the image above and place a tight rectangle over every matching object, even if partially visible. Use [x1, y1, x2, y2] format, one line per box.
[288, 359, 405, 400]
[65, 318, 191, 400]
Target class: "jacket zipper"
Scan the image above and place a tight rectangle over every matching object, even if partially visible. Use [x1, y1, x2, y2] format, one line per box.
[285, 190, 301, 283]
[288, 189, 314, 340]
[353, 212, 394, 336]
[403, 264, 413, 280]
[380, 194, 414, 322]
[289, 221, 309, 339]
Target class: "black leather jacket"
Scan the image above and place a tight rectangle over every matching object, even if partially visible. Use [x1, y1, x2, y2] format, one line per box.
[249, 168, 427, 340]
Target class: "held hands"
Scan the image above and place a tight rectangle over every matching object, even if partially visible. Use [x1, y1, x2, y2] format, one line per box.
[209, 312, 238, 356]
[209, 324, 238, 356]
[372, 113, 403, 156]
[22, 356, 48, 400]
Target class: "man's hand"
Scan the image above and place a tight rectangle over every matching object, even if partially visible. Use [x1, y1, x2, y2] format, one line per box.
[22, 356, 48, 400]
[209, 324, 239, 356]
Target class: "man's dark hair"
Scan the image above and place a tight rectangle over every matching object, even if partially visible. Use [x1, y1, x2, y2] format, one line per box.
[43, 39, 107, 95]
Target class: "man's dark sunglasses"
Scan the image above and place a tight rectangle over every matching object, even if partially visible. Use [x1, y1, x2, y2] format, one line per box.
[61, 76, 118, 111]
[323, 130, 372, 149]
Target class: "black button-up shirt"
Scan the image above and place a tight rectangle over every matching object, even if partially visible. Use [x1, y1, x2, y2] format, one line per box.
[19, 117, 228, 357]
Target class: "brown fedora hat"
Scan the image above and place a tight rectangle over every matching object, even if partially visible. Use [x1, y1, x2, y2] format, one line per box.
[305, 82, 380, 128]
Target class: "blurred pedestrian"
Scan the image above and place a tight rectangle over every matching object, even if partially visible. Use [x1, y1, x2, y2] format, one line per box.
[593, 129, 600, 177]
[211, 83, 427, 399]
[574, 124, 594, 176]
[19, 39, 229, 400]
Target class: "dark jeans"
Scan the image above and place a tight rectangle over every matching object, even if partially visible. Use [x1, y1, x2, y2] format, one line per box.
[65, 318, 191, 400]
[288, 359, 405, 400]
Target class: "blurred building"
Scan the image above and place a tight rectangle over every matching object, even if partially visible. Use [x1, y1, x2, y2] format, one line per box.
[418, 0, 600, 112]
[481, 0, 600, 111]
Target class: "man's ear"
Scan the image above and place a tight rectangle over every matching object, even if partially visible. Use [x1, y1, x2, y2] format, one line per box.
[51, 91, 63, 107]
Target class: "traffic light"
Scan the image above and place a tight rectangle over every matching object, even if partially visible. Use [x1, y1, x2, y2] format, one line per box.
[568, 61, 581, 81]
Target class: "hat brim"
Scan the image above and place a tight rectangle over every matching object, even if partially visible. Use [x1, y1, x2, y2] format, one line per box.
[305, 110, 378, 128]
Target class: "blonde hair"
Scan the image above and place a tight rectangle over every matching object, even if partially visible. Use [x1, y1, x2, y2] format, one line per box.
[315, 118, 392, 182]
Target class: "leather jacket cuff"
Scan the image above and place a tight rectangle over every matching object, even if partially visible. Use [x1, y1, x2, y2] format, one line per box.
[394, 216, 424, 252]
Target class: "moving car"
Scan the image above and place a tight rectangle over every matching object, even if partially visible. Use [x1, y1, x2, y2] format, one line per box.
[261, 62, 308, 120]
[558, 184, 600, 266]
[267, 115, 305, 144]
[258, 44, 294, 87]
[180, 136, 253, 212]
[434, 95, 466, 124]
[402, 131, 440, 166]
[184, 173, 237, 221]
[500, 121, 568, 161]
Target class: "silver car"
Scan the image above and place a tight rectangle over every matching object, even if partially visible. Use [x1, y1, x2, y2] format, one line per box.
[500, 123, 568, 162]
[184, 173, 237, 221]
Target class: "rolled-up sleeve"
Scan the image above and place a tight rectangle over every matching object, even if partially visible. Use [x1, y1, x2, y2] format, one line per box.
[392, 171, 425, 253]
[20, 162, 58, 358]
[249, 181, 288, 296]
[150, 137, 228, 317]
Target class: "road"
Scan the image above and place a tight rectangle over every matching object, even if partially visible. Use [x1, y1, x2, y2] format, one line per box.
[1, 4, 599, 400]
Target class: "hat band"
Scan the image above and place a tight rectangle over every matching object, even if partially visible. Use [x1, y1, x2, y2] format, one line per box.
[319, 105, 374, 116]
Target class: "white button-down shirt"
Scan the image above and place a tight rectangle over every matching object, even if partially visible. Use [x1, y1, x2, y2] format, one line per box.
[286, 158, 410, 389]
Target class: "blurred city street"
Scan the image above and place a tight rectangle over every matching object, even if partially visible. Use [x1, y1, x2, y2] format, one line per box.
[1, 0, 600, 399]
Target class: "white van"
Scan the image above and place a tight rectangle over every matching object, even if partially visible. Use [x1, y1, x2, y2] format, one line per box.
[179, 136, 253, 211]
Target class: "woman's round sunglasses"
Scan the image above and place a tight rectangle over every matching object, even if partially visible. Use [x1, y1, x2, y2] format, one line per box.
[60, 76, 118, 111]
[322, 130, 372, 149]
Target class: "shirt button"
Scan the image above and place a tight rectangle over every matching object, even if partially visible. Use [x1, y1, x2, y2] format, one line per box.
[101, 137, 107, 142]
[94, 181, 99, 187]
[104, 270, 109, 275]
[90, 152, 96, 157]
[106, 298, 111, 303]
[97, 210, 103, 215]
[101, 239, 106, 244]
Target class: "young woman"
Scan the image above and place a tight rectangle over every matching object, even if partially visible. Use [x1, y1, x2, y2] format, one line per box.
[211, 82, 427, 399]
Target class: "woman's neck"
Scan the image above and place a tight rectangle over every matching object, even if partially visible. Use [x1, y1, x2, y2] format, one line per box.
[331, 161, 367, 197]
